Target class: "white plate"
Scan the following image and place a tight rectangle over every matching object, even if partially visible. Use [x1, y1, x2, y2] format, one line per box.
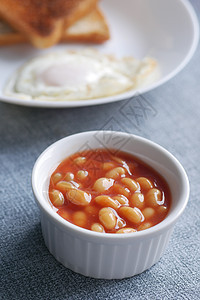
[0, 0, 199, 108]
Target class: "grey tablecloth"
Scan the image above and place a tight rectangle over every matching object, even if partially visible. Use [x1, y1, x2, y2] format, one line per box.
[1, 1, 200, 299]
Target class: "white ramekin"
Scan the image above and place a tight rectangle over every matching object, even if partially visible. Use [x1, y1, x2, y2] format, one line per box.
[32, 131, 189, 279]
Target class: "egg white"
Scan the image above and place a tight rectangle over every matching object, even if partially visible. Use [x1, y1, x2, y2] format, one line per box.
[4, 49, 159, 101]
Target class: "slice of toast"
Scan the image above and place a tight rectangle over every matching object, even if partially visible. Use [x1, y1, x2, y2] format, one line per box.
[0, 0, 97, 48]
[0, 18, 25, 46]
[64, 0, 98, 27]
[0, 7, 110, 46]
[62, 8, 110, 43]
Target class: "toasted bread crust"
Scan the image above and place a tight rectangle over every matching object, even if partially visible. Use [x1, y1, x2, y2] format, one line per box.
[62, 8, 110, 43]
[0, 0, 79, 35]
[64, 0, 98, 27]
[0, 0, 97, 48]
[0, 34, 25, 46]
[0, 18, 25, 45]
[0, 6, 110, 46]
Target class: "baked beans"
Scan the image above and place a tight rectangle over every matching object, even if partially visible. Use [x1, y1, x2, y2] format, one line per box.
[49, 149, 171, 233]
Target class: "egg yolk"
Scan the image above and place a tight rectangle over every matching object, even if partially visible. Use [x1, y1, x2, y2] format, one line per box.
[38, 60, 101, 88]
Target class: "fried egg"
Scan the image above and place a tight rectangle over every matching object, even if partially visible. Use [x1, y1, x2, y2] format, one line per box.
[4, 49, 159, 101]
